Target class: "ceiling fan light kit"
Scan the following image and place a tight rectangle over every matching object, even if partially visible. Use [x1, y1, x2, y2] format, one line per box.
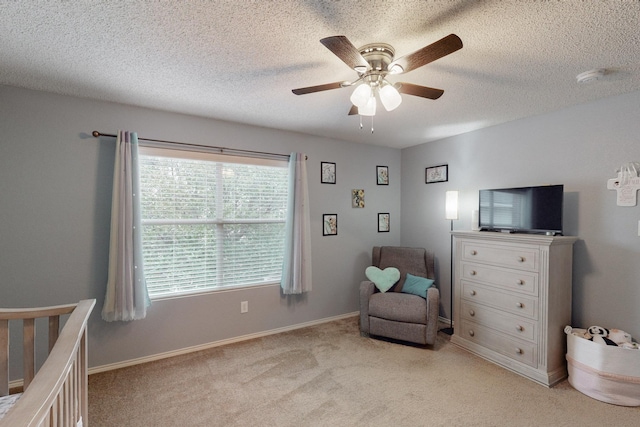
[379, 84, 402, 111]
[359, 95, 377, 116]
[350, 83, 373, 107]
[350, 79, 401, 113]
[292, 33, 463, 130]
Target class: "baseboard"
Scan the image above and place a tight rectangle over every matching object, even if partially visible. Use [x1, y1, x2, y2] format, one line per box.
[8, 379, 22, 391]
[438, 315, 453, 327]
[88, 311, 359, 376]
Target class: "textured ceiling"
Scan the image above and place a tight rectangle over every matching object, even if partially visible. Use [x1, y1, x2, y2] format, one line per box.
[2, 1, 640, 149]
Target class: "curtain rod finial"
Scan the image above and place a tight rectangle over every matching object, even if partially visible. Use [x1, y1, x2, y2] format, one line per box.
[92, 131, 100, 138]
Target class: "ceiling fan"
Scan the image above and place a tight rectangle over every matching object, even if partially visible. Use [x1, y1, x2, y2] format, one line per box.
[292, 34, 463, 119]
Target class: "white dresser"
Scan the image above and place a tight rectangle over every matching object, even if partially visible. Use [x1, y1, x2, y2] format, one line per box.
[450, 231, 578, 387]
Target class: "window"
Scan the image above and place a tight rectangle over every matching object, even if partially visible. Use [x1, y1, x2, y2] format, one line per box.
[138, 146, 289, 298]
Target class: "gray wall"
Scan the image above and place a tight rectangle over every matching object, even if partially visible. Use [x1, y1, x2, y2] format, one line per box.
[401, 90, 640, 339]
[4, 83, 639, 373]
[0, 85, 401, 371]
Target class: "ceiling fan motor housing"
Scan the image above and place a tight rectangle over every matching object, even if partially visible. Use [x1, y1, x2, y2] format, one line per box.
[358, 43, 395, 74]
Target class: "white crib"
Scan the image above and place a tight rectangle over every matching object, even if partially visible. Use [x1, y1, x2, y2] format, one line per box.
[0, 299, 95, 426]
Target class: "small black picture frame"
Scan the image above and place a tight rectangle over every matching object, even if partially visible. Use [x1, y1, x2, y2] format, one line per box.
[323, 214, 338, 236]
[378, 213, 390, 232]
[321, 162, 336, 184]
[425, 164, 448, 184]
[376, 166, 389, 185]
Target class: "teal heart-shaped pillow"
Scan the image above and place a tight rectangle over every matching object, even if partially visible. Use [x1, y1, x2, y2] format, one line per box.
[365, 266, 400, 293]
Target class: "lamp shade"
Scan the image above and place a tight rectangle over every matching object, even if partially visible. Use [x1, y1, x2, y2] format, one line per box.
[379, 84, 402, 111]
[350, 83, 372, 108]
[358, 95, 377, 116]
[445, 190, 459, 220]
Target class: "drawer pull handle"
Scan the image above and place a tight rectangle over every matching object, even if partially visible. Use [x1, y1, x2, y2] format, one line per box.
[469, 330, 475, 337]
[517, 279, 524, 285]
[515, 348, 523, 354]
[470, 290, 477, 296]
[470, 250, 477, 256]
[517, 256, 525, 262]
[516, 302, 523, 308]
[470, 270, 477, 276]
[469, 310, 475, 316]
[516, 325, 524, 331]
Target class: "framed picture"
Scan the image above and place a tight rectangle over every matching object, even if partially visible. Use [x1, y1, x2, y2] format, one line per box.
[376, 166, 389, 185]
[321, 162, 336, 184]
[425, 164, 448, 184]
[378, 213, 390, 232]
[323, 214, 338, 236]
[352, 189, 365, 208]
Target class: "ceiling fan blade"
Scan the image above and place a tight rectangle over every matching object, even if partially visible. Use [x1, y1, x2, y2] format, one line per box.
[292, 82, 344, 95]
[388, 34, 462, 74]
[397, 83, 444, 100]
[320, 36, 370, 72]
[348, 105, 358, 115]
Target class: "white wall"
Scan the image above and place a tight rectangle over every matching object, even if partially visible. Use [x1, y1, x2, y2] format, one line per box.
[0, 85, 401, 371]
[401, 90, 640, 339]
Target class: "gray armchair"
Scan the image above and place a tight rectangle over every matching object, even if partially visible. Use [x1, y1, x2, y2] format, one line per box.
[360, 246, 439, 345]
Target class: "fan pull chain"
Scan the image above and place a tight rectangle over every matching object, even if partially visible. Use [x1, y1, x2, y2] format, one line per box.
[357, 115, 374, 133]
[358, 115, 373, 134]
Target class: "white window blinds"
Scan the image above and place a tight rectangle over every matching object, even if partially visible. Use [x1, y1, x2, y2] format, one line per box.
[138, 147, 288, 298]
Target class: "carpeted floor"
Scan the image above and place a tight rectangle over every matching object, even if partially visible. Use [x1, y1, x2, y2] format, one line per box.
[88, 317, 638, 426]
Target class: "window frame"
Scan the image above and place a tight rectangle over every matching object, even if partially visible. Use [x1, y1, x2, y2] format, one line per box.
[138, 145, 289, 300]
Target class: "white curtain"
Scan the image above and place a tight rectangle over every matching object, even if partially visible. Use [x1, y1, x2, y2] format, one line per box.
[102, 131, 150, 321]
[281, 152, 312, 294]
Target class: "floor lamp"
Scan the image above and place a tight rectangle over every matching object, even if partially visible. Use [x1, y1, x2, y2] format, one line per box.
[441, 190, 458, 335]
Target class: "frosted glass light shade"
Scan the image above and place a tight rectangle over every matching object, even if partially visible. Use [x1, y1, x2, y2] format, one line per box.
[358, 95, 377, 116]
[350, 84, 372, 108]
[445, 190, 459, 220]
[380, 84, 402, 111]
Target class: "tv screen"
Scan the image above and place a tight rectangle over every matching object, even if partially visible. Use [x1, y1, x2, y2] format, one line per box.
[478, 185, 563, 235]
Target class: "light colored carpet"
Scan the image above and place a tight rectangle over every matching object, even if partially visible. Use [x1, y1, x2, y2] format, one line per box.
[88, 317, 638, 426]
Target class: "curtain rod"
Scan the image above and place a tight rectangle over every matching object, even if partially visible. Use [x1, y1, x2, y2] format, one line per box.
[91, 131, 304, 160]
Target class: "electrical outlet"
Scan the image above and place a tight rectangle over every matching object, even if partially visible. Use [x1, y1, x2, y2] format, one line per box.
[241, 301, 248, 313]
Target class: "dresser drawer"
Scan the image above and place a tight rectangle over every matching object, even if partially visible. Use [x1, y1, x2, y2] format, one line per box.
[459, 320, 537, 367]
[461, 242, 538, 271]
[461, 301, 537, 342]
[461, 281, 538, 320]
[461, 262, 538, 295]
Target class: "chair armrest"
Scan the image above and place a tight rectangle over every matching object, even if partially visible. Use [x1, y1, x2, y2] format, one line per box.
[359, 281, 376, 334]
[425, 286, 440, 345]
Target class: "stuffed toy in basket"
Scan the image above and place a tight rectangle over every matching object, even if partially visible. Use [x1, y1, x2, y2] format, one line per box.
[565, 326, 640, 406]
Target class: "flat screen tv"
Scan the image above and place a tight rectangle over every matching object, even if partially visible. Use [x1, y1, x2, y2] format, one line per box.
[478, 184, 564, 235]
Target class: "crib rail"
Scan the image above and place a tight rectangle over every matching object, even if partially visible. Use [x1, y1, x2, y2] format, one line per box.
[0, 299, 95, 427]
